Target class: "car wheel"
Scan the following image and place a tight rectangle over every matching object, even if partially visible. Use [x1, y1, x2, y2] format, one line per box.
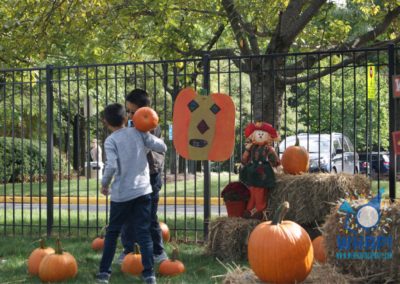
[332, 167, 337, 174]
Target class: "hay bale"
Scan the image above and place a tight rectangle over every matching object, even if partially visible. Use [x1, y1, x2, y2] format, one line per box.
[206, 217, 260, 261]
[269, 173, 370, 225]
[219, 263, 353, 284]
[323, 200, 400, 282]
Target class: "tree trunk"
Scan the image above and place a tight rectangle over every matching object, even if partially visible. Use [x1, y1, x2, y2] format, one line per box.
[249, 58, 285, 130]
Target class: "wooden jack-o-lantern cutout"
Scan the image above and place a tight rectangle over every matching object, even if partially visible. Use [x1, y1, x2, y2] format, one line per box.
[173, 87, 235, 161]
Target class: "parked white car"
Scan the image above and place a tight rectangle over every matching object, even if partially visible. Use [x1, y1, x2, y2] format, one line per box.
[279, 133, 359, 174]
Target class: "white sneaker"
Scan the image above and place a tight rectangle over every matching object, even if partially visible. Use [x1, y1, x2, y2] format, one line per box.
[153, 251, 168, 264]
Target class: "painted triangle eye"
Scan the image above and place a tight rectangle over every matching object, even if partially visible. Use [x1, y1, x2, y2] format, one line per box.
[210, 104, 220, 114]
[188, 100, 199, 112]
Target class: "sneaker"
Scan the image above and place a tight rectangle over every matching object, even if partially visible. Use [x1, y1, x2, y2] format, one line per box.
[95, 272, 110, 284]
[117, 251, 127, 264]
[142, 276, 157, 284]
[153, 251, 168, 264]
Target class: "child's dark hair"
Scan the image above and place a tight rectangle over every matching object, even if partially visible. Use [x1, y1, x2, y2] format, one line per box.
[126, 89, 150, 107]
[103, 103, 126, 127]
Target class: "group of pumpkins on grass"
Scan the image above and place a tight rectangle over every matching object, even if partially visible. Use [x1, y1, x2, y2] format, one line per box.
[27, 222, 184, 282]
[27, 239, 78, 282]
[91, 221, 185, 277]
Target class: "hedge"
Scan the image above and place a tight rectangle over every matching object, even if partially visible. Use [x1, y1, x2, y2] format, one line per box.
[0, 137, 69, 183]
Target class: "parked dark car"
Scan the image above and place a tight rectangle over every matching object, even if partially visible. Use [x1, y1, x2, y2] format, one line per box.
[358, 152, 390, 177]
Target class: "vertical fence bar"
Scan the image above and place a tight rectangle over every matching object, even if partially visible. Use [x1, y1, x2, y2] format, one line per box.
[46, 65, 54, 237]
[388, 44, 396, 201]
[202, 54, 211, 240]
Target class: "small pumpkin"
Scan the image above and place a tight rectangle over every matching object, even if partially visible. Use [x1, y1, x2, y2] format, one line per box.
[91, 226, 107, 251]
[38, 239, 78, 282]
[121, 243, 144, 276]
[281, 136, 309, 174]
[312, 236, 327, 263]
[248, 202, 314, 283]
[159, 222, 170, 243]
[159, 247, 185, 276]
[173, 87, 235, 161]
[27, 239, 55, 276]
[132, 107, 159, 132]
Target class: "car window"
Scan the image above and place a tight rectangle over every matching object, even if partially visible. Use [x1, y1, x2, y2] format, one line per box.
[342, 138, 350, 152]
[333, 139, 341, 151]
[359, 154, 367, 160]
[344, 137, 354, 152]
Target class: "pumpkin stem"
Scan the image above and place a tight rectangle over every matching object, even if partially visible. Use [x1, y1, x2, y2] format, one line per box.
[38, 239, 46, 249]
[171, 247, 179, 262]
[99, 225, 107, 238]
[272, 201, 290, 225]
[295, 136, 300, 146]
[55, 238, 63, 255]
[134, 243, 141, 255]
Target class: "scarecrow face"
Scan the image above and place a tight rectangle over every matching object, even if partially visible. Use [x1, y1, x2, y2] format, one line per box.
[252, 130, 271, 145]
[173, 88, 235, 161]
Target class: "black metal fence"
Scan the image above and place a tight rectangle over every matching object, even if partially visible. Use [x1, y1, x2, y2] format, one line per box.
[1, 45, 399, 241]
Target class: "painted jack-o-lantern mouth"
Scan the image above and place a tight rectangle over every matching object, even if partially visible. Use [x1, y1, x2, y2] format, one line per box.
[189, 139, 208, 148]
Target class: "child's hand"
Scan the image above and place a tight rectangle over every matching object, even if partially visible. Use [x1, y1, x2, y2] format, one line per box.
[101, 186, 109, 196]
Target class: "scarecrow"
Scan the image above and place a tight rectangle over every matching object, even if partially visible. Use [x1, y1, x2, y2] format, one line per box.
[239, 122, 281, 219]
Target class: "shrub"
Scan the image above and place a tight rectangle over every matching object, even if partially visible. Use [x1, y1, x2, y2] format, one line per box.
[0, 137, 69, 183]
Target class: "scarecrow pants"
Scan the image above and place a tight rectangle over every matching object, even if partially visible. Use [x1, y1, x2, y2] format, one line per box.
[246, 186, 267, 212]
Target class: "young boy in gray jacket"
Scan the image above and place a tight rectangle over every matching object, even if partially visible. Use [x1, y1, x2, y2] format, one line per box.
[96, 103, 167, 284]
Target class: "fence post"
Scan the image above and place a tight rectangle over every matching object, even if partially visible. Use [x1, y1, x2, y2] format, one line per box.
[46, 65, 54, 237]
[202, 54, 211, 240]
[388, 44, 397, 201]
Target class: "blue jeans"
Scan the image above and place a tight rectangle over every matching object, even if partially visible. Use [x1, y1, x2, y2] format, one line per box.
[99, 194, 154, 278]
[120, 172, 164, 256]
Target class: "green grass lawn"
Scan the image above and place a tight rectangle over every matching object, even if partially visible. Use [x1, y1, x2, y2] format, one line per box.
[0, 236, 234, 284]
[1, 172, 238, 198]
[0, 210, 236, 283]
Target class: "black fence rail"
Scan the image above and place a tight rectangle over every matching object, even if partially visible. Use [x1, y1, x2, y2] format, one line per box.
[0, 45, 398, 241]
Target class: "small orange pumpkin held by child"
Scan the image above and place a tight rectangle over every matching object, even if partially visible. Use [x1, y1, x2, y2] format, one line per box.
[38, 239, 78, 282]
[281, 136, 309, 174]
[132, 107, 159, 132]
[121, 244, 144, 276]
[27, 239, 55, 276]
[159, 222, 170, 243]
[159, 247, 185, 276]
[312, 236, 327, 263]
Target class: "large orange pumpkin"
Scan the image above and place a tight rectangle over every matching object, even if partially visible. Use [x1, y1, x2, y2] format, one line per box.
[159, 222, 170, 243]
[121, 244, 144, 276]
[132, 107, 159, 132]
[281, 137, 309, 174]
[248, 202, 314, 283]
[38, 239, 78, 282]
[159, 247, 185, 276]
[27, 239, 55, 275]
[172, 87, 235, 161]
[312, 236, 327, 263]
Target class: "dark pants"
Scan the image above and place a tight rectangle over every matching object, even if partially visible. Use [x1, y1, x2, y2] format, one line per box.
[120, 172, 164, 256]
[99, 194, 154, 278]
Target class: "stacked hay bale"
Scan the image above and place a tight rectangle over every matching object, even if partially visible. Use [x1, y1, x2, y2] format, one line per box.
[269, 173, 370, 225]
[207, 173, 370, 261]
[220, 263, 353, 284]
[323, 201, 400, 282]
[206, 217, 260, 261]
